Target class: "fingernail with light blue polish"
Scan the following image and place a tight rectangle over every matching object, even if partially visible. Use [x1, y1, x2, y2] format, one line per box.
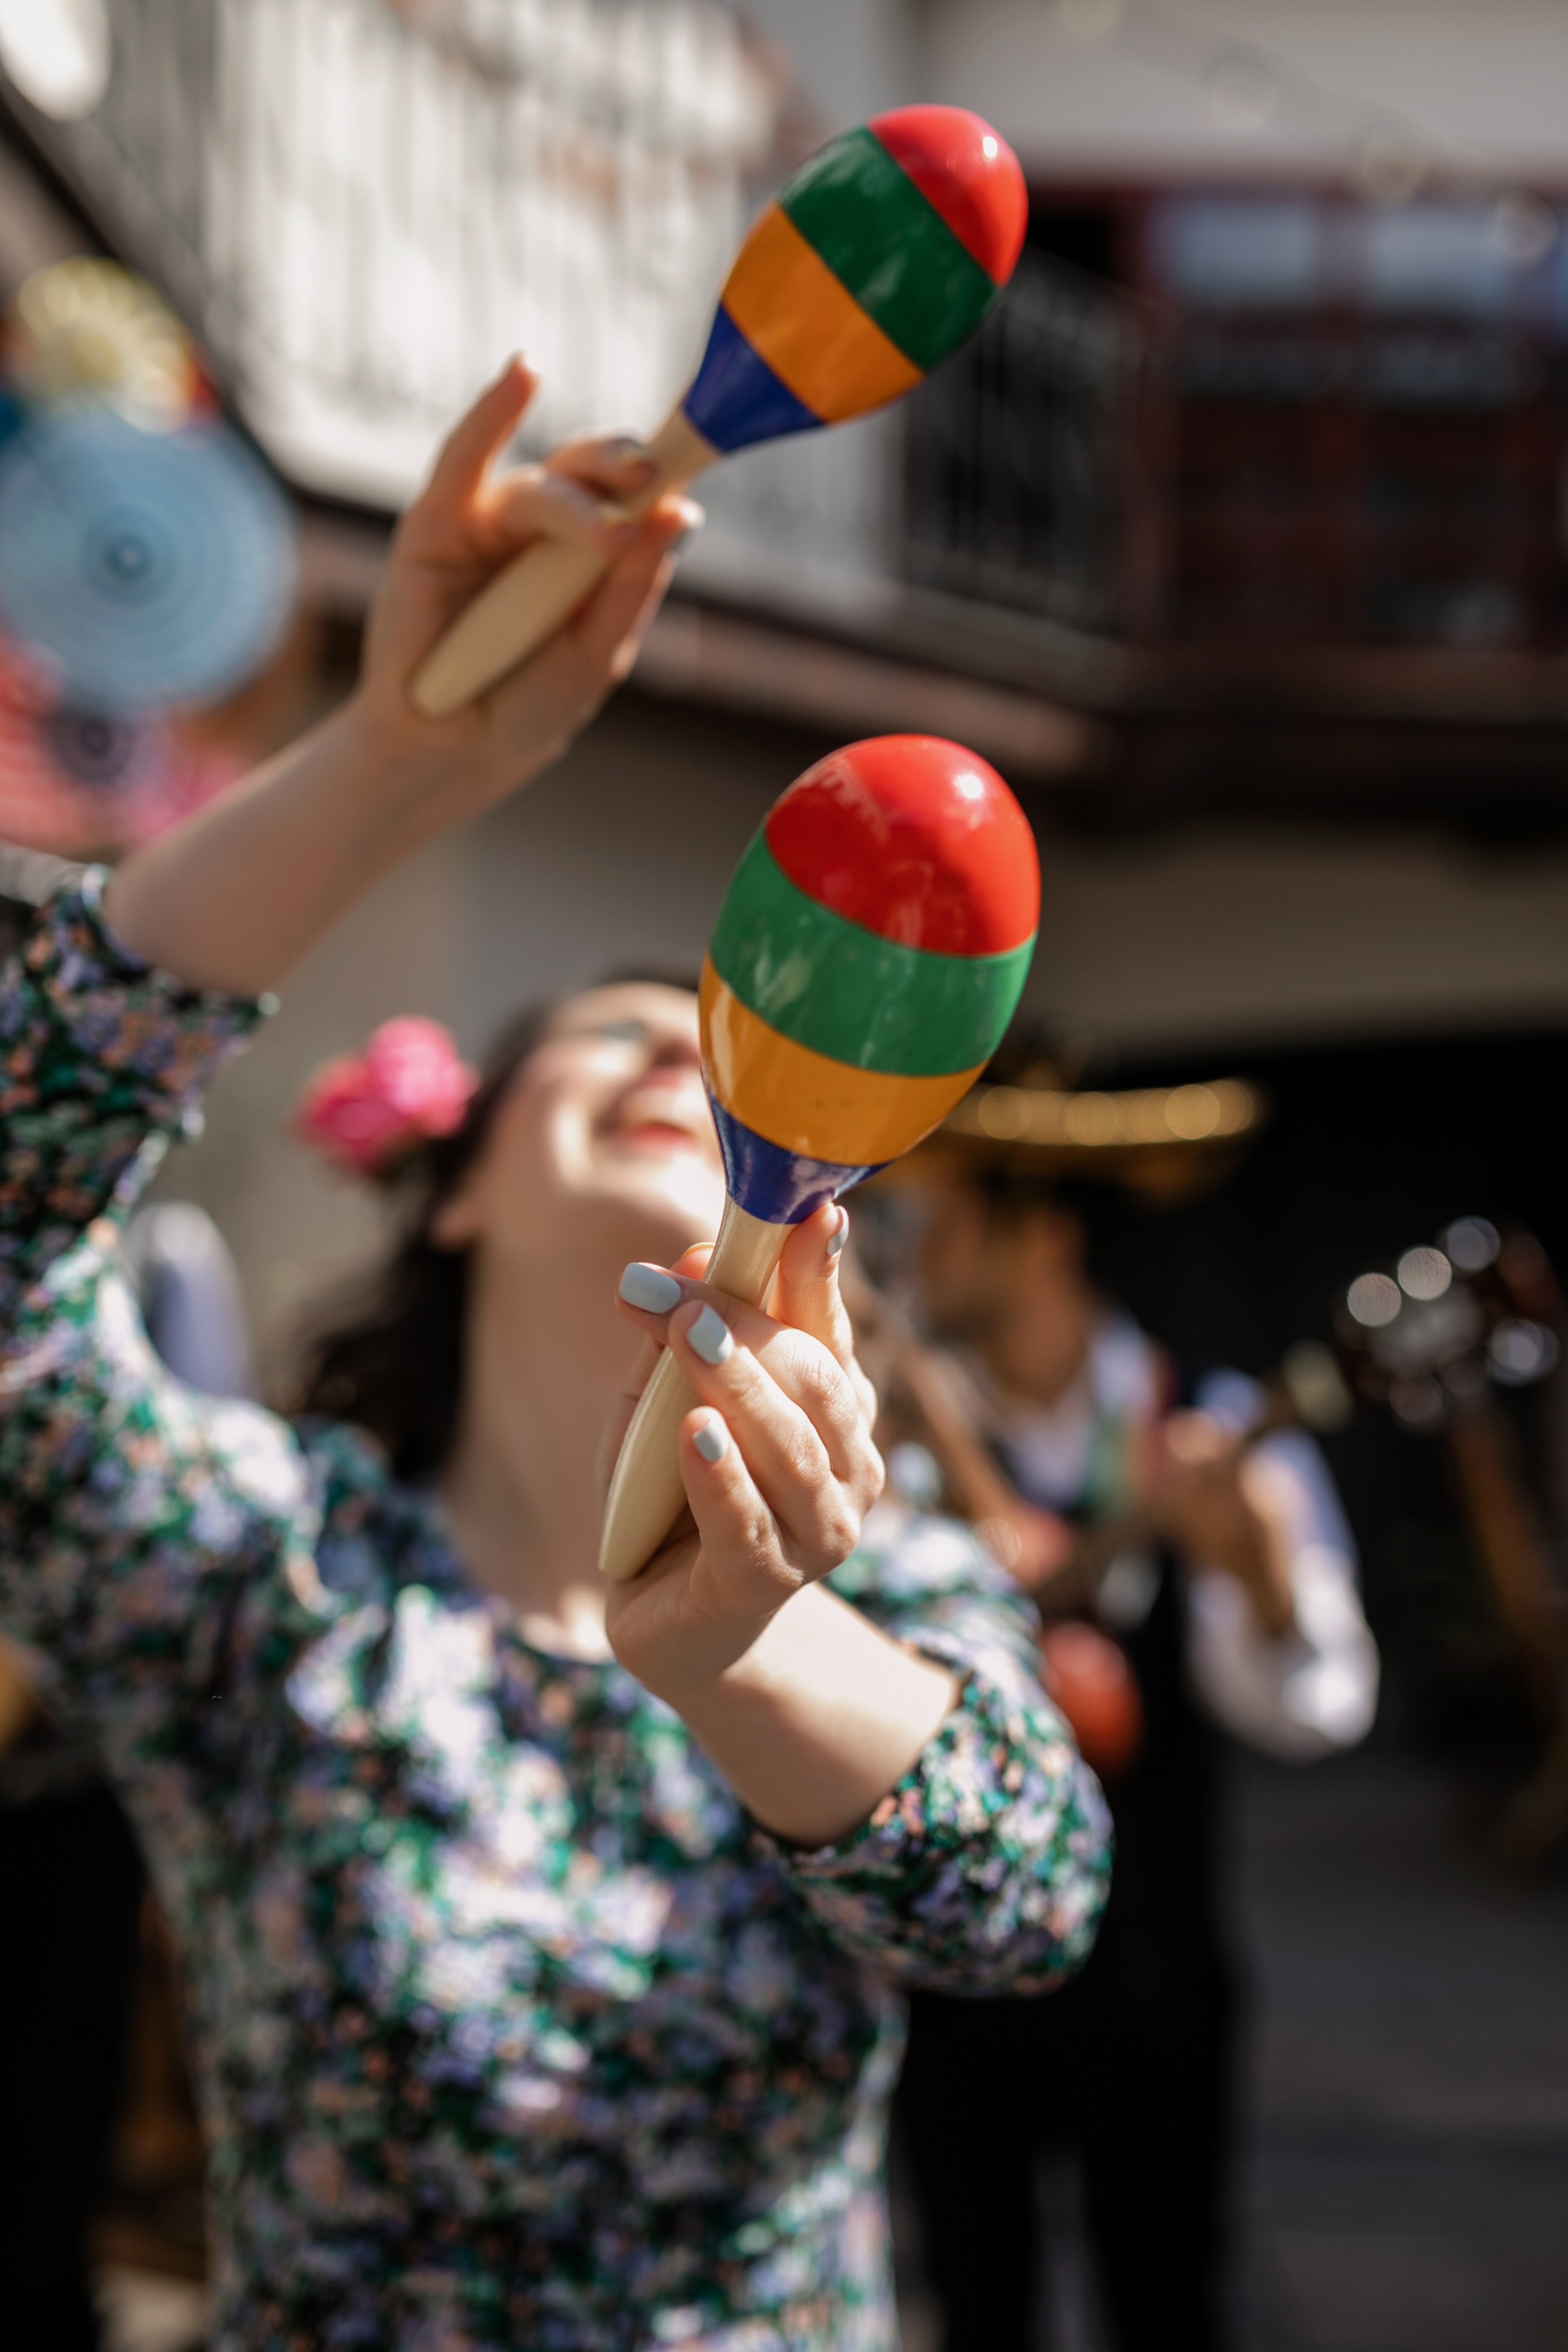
[687, 1305, 735, 1365]
[827, 1207, 848, 1258]
[693, 1413, 730, 1464]
[618, 1263, 682, 1313]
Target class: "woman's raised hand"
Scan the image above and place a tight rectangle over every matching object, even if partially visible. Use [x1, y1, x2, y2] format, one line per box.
[603, 1205, 886, 1699]
[106, 361, 694, 996]
[363, 357, 697, 794]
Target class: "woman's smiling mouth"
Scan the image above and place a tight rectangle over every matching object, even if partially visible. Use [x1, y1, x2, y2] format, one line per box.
[602, 1078, 715, 1157]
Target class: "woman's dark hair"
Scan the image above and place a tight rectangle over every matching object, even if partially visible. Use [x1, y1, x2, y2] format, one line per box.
[294, 969, 700, 1480]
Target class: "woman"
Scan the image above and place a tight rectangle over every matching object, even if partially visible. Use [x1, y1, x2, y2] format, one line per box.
[0, 361, 1109, 2350]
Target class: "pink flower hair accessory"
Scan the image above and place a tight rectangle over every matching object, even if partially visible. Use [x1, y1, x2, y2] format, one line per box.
[295, 1017, 478, 1179]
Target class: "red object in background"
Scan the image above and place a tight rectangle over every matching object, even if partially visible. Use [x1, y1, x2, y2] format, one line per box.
[869, 106, 1029, 286]
[1040, 1621, 1145, 1779]
[0, 634, 242, 856]
[763, 733, 1041, 955]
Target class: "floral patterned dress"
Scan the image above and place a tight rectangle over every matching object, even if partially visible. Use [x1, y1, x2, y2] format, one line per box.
[0, 877, 1111, 2352]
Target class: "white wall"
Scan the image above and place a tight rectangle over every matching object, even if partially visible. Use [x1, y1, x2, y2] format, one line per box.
[740, 0, 916, 131]
[754, 0, 1568, 185]
[1025, 821, 1568, 1057]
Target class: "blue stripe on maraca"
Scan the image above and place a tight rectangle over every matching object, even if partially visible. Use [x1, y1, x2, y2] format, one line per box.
[682, 306, 824, 454]
[707, 1095, 889, 1225]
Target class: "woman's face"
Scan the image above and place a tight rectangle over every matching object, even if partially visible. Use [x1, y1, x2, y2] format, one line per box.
[433, 982, 727, 1272]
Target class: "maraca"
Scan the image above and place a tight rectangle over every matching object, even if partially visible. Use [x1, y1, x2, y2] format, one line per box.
[1039, 1623, 1145, 1780]
[412, 106, 1026, 716]
[599, 734, 1041, 1582]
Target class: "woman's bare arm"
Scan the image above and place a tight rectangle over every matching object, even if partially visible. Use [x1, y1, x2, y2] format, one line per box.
[606, 1211, 959, 1849]
[105, 361, 693, 995]
[662, 1582, 959, 1851]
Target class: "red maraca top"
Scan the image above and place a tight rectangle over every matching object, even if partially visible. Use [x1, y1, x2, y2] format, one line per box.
[870, 106, 1028, 287]
[763, 734, 1041, 958]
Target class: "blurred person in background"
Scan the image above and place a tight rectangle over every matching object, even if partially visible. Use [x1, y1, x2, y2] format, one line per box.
[0, 361, 1111, 2351]
[879, 1122, 1378, 2352]
[0, 1627, 140, 2352]
[0, 1189, 251, 2351]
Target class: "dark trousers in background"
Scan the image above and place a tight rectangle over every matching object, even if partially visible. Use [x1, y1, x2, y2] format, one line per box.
[898, 1946, 1237, 2352]
[0, 1785, 145, 2352]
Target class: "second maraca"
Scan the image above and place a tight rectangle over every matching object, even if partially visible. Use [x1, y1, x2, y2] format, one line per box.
[413, 106, 1026, 716]
[600, 733, 1041, 1582]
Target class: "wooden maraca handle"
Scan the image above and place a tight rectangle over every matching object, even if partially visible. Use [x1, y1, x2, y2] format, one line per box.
[599, 1196, 787, 1584]
[410, 407, 715, 717]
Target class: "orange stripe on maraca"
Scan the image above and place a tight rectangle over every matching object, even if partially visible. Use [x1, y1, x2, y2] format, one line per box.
[721, 203, 923, 424]
[701, 959, 984, 1167]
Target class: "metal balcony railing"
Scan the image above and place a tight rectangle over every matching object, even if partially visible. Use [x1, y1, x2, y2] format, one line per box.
[900, 237, 1568, 661]
[901, 251, 1153, 640]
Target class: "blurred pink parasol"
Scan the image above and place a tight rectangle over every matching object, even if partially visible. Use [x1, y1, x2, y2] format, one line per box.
[0, 633, 244, 858]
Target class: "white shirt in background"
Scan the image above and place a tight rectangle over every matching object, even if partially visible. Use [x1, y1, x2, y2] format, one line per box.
[997, 1314, 1380, 1764]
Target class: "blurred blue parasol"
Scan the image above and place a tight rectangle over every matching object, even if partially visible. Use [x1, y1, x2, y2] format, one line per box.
[0, 407, 298, 713]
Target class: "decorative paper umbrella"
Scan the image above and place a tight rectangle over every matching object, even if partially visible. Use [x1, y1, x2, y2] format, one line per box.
[0, 634, 241, 857]
[4, 258, 204, 431]
[0, 406, 298, 713]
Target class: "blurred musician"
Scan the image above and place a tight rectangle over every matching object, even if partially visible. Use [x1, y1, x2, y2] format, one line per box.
[880, 1065, 1379, 2352]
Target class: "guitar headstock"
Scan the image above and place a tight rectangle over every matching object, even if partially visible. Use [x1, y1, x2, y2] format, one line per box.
[1335, 1217, 1563, 1432]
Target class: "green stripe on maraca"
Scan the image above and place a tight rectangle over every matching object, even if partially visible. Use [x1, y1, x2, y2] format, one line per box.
[780, 126, 1002, 373]
[709, 831, 1033, 1079]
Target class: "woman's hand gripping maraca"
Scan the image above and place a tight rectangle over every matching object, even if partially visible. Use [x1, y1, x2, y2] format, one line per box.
[605, 1206, 881, 1685]
[603, 1211, 959, 1847]
[105, 360, 696, 996]
[363, 356, 700, 798]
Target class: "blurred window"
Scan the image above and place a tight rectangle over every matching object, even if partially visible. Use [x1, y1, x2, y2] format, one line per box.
[906, 179, 1568, 652]
[1154, 197, 1325, 311]
[1364, 203, 1515, 317]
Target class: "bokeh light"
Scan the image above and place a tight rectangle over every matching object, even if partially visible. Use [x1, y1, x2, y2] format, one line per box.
[1443, 1216, 1500, 1272]
[1488, 1319, 1560, 1385]
[1347, 1271, 1402, 1327]
[1397, 1245, 1452, 1300]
